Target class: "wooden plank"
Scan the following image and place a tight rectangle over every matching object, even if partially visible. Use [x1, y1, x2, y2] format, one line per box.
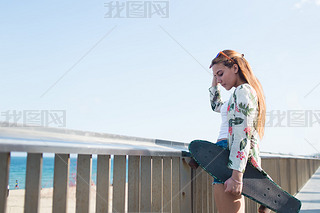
[24, 153, 43, 213]
[311, 159, 315, 176]
[262, 159, 279, 184]
[291, 158, 297, 194]
[304, 159, 308, 183]
[276, 158, 281, 186]
[96, 155, 110, 213]
[0, 153, 10, 213]
[195, 168, 202, 213]
[302, 159, 306, 185]
[212, 177, 217, 213]
[140, 156, 151, 212]
[52, 154, 70, 213]
[315, 160, 318, 173]
[152, 156, 162, 212]
[171, 157, 180, 213]
[278, 159, 289, 192]
[128, 155, 139, 213]
[112, 155, 126, 213]
[245, 197, 258, 213]
[297, 159, 303, 191]
[162, 157, 171, 213]
[289, 158, 297, 195]
[244, 198, 249, 213]
[202, 170, 207, 213]
[180, 157, 192, 213]
[192, 169, 196, 213]
[76, 154, 92, 213]
[207, 174, 213, 213]
[312, 160, 316, 174]
[213, 188, 218, 213]
[308, 159, 312, 179]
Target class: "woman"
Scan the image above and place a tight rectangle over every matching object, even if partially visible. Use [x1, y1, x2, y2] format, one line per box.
[209, 50, 269, 213]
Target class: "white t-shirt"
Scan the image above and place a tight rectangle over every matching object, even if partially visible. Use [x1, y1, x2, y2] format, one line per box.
[217, 100, 229, 140]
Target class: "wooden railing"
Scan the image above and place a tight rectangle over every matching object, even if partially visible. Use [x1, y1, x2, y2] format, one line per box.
[190, 156, 320, 212]
[0, 125, 319, 213]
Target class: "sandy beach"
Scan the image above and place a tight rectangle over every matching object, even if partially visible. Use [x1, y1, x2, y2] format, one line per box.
[6, 185, 114, 213]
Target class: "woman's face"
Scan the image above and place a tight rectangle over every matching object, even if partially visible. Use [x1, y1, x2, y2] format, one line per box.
[212, 63, 239, 91]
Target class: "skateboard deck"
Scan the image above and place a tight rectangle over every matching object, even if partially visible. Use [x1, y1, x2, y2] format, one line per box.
[188, 140, 301, 213]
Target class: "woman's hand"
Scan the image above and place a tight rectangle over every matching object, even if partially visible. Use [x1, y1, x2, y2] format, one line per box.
[224, 170, 243, 196]
[212, 75, 218, 87]
[224, 178, 243, 196]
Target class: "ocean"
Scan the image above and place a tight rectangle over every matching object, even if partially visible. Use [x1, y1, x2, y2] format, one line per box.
[8, 156, 120, 190]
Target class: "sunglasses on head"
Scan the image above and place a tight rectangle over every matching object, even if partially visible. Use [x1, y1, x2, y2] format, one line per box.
[209, 51, 235, 68]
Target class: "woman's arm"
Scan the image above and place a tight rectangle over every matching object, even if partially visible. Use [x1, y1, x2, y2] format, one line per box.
[228, 85, 257, 173]
[209, 76, 224, 113]
[225, 85, 258, 195]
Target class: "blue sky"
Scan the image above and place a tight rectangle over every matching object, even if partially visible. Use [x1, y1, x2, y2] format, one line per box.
[1, 0, 320, 155]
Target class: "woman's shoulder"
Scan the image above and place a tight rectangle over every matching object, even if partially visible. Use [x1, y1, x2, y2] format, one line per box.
[235, 83, 256, 95]
[234, 83, 258, 103]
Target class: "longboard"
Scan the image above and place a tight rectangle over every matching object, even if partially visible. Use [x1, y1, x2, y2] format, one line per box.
[188, 140, 301, 213]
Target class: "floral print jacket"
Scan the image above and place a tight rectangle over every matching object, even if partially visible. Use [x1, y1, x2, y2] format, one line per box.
[209, 83, 261, 173]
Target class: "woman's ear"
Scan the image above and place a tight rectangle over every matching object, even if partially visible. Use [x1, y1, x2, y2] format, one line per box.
[233, 64, 239, 74]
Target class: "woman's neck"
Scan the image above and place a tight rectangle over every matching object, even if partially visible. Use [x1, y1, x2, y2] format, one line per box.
[234, 79, 247, 88]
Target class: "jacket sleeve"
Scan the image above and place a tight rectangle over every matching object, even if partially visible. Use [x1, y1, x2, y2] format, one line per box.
[228, 86, 258, 173]
[209, 84, 224, 113]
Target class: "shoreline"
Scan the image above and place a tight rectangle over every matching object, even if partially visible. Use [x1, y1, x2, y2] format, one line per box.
[6, 185, 116, 213]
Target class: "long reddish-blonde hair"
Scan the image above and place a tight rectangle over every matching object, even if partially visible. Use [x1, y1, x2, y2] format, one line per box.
[210, 50, 266, 139]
